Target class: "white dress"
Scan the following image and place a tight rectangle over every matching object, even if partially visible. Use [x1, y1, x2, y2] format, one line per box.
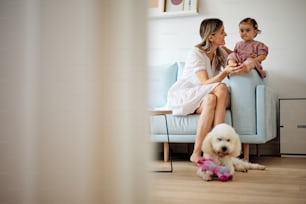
[167, 47, 227, 115]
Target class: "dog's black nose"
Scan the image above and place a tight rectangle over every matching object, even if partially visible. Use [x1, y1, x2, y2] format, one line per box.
[222, 146, 227, 152]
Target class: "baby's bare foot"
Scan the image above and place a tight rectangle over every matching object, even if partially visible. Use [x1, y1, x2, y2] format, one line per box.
[229, 62, 237, 67]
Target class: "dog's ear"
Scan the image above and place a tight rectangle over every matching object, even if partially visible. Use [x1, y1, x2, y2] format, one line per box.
[232, 132, 242, 157]
[201, 132, 214, 155]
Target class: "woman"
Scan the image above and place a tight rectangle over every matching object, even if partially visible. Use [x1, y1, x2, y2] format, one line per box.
[167, 18, 245, 163]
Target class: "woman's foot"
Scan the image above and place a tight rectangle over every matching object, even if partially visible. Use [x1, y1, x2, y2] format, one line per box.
[190, 153, 201, 163]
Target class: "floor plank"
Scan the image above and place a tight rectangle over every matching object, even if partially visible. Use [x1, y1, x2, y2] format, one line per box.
[149, 157, 306, 204]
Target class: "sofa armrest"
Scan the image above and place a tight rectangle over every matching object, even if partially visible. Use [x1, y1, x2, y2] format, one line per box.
[256, 85, 278, 142]
[229, 70, 264, 135]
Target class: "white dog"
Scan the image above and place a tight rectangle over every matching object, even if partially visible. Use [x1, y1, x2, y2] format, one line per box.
[197, 123, 265, 181]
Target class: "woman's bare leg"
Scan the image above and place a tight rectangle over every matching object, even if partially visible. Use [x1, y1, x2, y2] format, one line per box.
[212, 83, 228, 126]
[190, 93, 216, 163]
[190, 83, 229, 163]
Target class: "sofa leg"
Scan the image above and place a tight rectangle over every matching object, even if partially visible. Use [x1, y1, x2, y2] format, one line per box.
[243, 144, 250, 161]
[256, 144, 261, 157]
[163, 142, 169, 162]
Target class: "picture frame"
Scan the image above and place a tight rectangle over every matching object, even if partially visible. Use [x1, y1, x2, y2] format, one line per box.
[149, 0, 199, 18]
[183, 0, 198, 12]
[148, 0, 165, 16]
[165, 0, 184, 12]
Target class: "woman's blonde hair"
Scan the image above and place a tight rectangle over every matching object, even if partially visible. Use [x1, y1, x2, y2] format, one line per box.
[195, 18, 226, 70]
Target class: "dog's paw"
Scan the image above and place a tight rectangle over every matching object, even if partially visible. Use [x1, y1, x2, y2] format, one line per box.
[253, 164, 265, 170]
[196, 168, 203, 177]
[202, 174, 213, 181]
[239, 168, 248, 173]
[247, 163, 266, 170]
[197, 169, 213, 181]
[235, 166, 248, 172]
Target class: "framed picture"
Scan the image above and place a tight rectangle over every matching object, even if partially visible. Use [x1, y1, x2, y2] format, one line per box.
[165, 0, 184, 12]
[183, 0, 198, 12]
[148, 0, 165, 16]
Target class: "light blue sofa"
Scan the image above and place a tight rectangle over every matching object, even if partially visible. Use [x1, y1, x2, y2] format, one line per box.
[149, 62, 277, 161]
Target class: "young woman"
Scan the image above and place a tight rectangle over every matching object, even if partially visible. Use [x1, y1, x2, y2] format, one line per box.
[167, 18, 244, 163]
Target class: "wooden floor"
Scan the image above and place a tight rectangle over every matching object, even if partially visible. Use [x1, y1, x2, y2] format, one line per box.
[149, 156, 306, 204]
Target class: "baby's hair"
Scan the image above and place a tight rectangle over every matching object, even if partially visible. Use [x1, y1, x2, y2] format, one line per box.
[239, 17, 261, 36]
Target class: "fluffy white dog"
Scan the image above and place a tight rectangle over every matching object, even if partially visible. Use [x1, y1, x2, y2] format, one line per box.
[197, 123, 265, 181]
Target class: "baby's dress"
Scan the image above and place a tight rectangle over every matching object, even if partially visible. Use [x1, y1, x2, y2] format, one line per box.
[227, 40, 268, 78]
[167, 47, 227, 115]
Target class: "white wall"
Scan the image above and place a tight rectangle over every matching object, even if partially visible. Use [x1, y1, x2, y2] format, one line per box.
[148, 0, 306, 99]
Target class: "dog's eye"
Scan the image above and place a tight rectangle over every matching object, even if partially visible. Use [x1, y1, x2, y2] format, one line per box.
[218, 138, 222, 141]
[226, 139, 231, 142]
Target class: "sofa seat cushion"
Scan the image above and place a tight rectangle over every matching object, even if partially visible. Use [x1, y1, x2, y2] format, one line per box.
[150, 110, 232, 136]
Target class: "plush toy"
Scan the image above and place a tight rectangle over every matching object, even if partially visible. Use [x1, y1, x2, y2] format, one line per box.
[197, 157, 233, 182]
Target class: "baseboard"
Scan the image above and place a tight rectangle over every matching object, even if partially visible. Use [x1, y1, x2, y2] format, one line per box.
[281, 154, 306, 158]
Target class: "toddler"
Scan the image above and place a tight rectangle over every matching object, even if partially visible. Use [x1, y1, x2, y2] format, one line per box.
[227, 18, 268, 78]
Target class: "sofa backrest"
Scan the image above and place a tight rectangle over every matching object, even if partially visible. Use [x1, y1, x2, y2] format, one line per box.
[176, 61, 185, 80]
[148, 63, 178, 109]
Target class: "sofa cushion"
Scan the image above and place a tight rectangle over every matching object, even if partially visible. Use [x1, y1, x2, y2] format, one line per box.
[150, 110, 232, 142]
[148, 63, 178, 108]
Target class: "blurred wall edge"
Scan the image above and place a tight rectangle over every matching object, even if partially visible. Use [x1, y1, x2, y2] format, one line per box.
[0, 0, 149, 203]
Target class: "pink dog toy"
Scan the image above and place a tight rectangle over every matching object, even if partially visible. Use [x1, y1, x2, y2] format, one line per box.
[197, 157, 233, 182]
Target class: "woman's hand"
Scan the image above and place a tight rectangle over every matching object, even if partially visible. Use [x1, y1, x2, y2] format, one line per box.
[224, 64, 244, 76]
